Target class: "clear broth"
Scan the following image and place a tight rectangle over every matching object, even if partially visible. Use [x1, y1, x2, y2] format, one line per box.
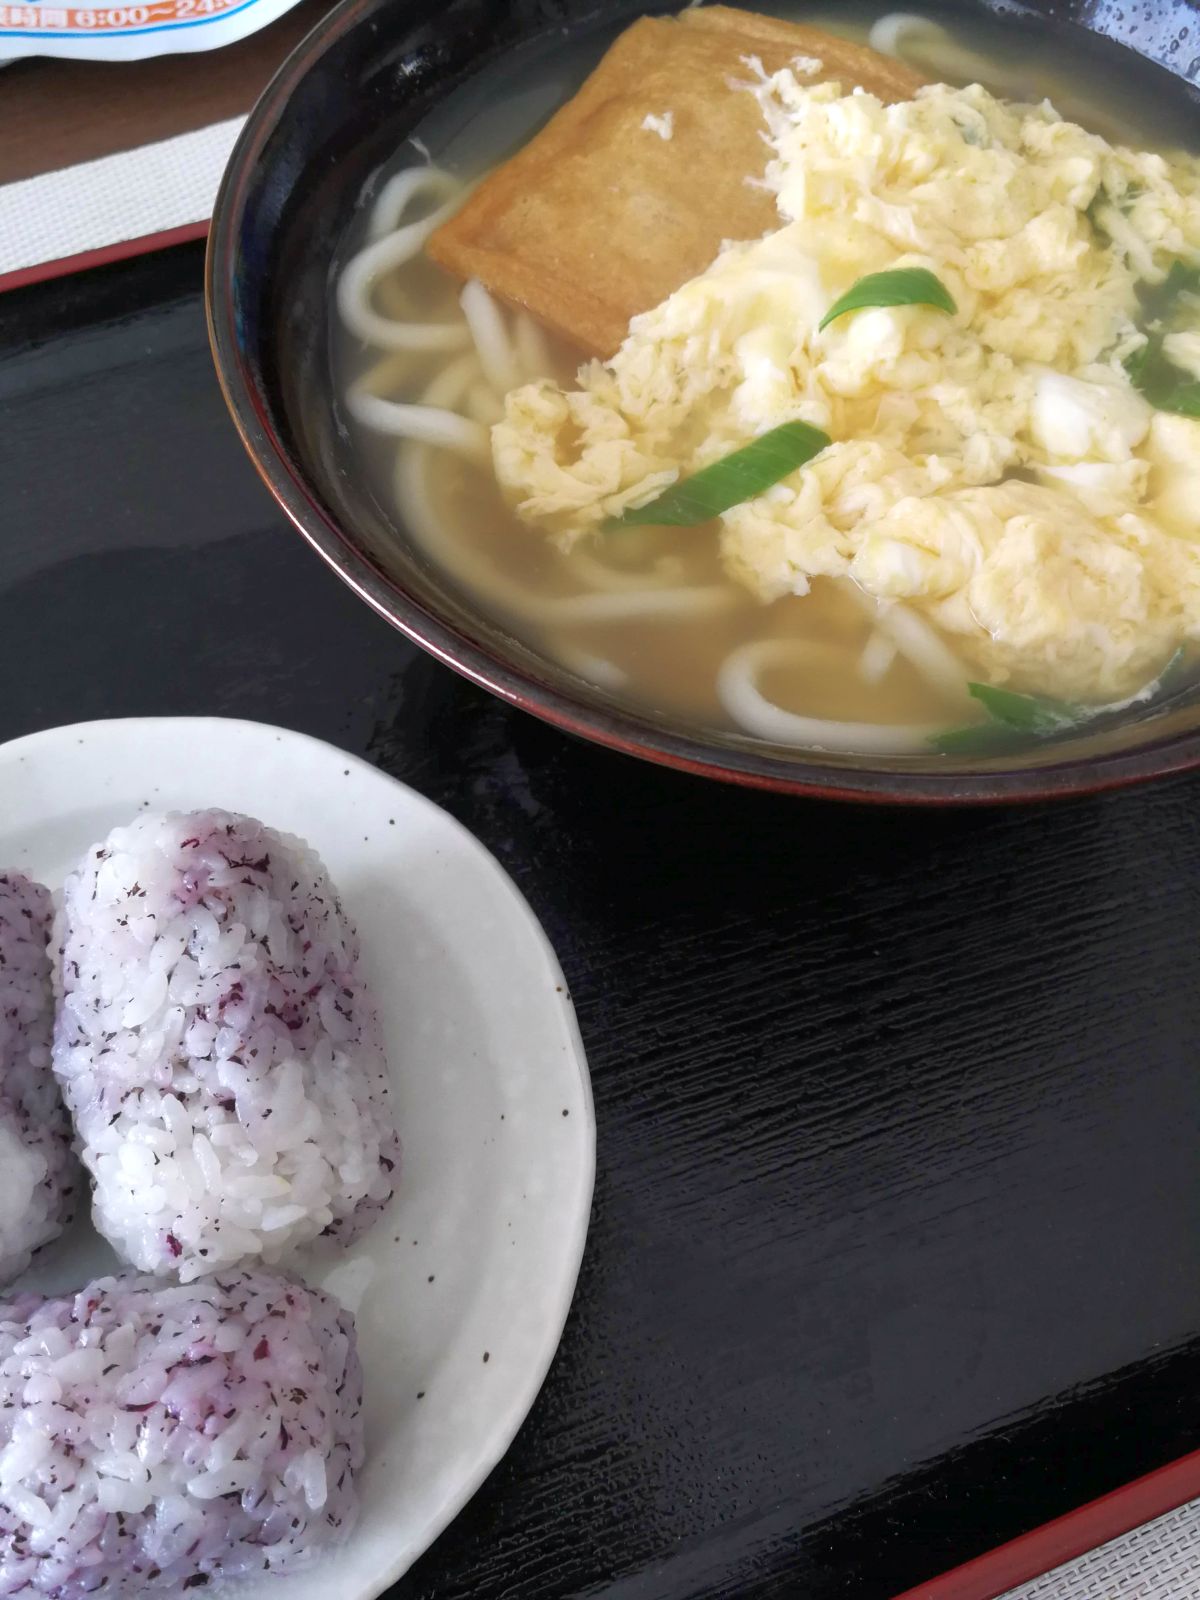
[332, 4, 1198, 752]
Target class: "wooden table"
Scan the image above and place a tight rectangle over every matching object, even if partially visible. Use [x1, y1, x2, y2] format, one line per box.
[0, 0, 327, 186]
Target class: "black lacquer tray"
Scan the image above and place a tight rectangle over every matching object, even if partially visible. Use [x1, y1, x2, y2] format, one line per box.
[3, 235, 1199, 1599]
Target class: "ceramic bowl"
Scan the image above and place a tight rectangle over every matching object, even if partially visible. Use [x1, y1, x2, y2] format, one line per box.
[207, 0, 1200, 802]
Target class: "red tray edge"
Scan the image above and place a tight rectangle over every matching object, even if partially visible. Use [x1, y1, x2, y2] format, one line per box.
[893, 1445, 1200, 1599]
[0, 220, 211, 296]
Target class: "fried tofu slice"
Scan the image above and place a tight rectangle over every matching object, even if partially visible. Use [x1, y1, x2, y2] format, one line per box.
[427, 6, 927, 357]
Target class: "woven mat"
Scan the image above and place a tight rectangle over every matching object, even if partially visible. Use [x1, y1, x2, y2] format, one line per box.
[1000, 1499, 1200, 1599]
[0, 117, 242, 278]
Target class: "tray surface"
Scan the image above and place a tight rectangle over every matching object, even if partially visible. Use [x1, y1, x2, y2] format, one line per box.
[1, 243, 1198, 1600]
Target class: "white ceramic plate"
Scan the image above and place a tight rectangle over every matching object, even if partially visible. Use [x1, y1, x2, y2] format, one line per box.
[0, 717, 595, 1600]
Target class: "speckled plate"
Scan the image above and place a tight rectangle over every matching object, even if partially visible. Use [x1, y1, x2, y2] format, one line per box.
[0, 716, 595, 1600]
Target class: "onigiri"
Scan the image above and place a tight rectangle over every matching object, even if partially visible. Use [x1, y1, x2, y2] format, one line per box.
[0, 871, 78, 1284]
[53, 812, 399, 1280]
[0, 1268, 362, 1595]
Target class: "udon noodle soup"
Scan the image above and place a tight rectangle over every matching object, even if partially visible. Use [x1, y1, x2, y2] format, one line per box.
[333, 5, 1200, 756]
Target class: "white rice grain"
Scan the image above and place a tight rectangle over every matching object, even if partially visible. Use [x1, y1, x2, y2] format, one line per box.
[53, 812, 399, 1280]
[0, 1270, 362, 1595]
[0, 874, 79, 1285]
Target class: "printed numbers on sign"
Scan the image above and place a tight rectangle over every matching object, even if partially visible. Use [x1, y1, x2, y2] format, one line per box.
[0, 0, 234, 32]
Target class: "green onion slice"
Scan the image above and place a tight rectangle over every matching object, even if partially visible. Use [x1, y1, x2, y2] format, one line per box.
[819, 268, 957, 332]
[1125, 260, 1200, 417]
[614, 421, 831, 528]
[933, 651, 1188, 754]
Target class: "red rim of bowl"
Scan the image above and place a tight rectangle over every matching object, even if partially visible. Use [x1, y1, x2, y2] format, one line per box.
[204, 0, 1200, 805]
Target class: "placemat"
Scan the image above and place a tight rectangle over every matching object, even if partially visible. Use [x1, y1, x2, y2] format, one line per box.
[1004, 1498, 1200, 1599]
[0, 116, 242, 281]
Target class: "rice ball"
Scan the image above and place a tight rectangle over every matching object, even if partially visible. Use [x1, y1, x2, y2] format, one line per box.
[0, 872, 78, 1284]
[0, 1269, 362, 1595]
[53, 812, 399, 1280]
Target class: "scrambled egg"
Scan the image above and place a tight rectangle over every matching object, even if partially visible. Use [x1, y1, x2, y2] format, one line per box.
[491, 70, 1200, 701]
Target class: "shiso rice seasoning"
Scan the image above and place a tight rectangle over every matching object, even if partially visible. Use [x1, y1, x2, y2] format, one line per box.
[0, 873, 78, 1285]
[0, 1270, 363, 1595]
[53, 811, 399, 1280]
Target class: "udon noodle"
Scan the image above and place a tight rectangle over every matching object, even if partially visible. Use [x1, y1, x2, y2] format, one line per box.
[337, 167, 969, 750]
[333, 6, 1200, 755]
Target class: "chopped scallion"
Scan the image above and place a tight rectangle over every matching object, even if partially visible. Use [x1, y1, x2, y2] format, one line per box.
[819, 268, 957, 332]
[1125, 260, 1200, 417]
[613, 420, 830, 528]
[933, 650, 1188, 754]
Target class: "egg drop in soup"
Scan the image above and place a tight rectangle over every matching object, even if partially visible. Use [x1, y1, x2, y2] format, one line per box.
[334, 4, 1200, 756]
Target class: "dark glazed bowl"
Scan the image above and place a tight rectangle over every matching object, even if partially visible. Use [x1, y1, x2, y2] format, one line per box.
[207, 0, 1200, 803]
